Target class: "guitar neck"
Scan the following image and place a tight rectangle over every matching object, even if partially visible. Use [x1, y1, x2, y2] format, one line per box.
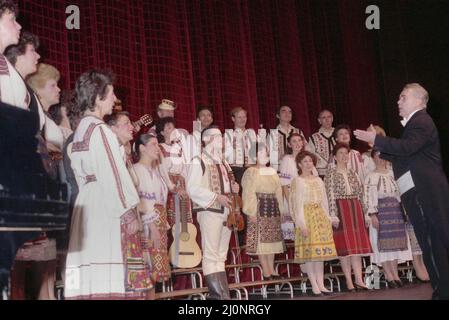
[180, 196, 188, 233]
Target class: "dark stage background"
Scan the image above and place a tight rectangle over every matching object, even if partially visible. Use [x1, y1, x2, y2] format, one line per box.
[17, 0, 449, 174]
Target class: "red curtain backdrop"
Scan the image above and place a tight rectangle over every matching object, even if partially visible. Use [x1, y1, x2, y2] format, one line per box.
[17, 0, 383, 138]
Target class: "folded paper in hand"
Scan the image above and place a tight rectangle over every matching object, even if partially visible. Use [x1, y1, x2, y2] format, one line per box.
[397, 171, 415, 196]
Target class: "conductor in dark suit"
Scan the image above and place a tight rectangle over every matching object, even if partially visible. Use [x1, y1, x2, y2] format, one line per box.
[354, 83, 449, 300]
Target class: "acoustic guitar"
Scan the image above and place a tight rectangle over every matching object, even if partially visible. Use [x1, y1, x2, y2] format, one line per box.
[132, 114, 153, 132]
[169, 192, 202, 268]
[112, 100, 153, 132]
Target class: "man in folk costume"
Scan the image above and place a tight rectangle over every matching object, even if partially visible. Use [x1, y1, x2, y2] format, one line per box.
[225, 107, 256, 246]
[274, 105, 306, 171]
[186, 126, 239, 299]
[307, 109, 336, 178]
[354, 83, 449, 300]
[107, 111, 135, 166]
[149, 99, 188, 137]
[108, 110, 174, 193]
[225, 106, 255, 184]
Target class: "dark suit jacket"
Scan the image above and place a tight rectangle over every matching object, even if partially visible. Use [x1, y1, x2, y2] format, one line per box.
[375, 109, 449, 244]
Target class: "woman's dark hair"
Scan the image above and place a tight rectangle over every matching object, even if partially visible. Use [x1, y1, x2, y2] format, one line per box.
[155, 116, 175, 143]
[5, 31, 39, 66]
[74, 69, 115, 114]
[134, 133, 158, 161]
[66, 101, 82, 131]
[333, 124, 351, 141]
[286, 132, 304, 154]
[295, 151, 317, 175]
[58, 90, 82, 131]
[332, 142, 351, 157]
[48, 90, 73, 126]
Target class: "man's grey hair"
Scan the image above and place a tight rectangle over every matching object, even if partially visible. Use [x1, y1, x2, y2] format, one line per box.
[404, 83, 429, 107]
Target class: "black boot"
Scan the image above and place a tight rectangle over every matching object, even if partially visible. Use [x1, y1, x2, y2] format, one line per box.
[205, 273, 223, 300]
[218, 272, 231, 300]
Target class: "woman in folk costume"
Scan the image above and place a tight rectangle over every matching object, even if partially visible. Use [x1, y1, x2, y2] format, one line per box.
[279, 133, 306, 200]
[65, 70, 151, 300]
[27, 63, 65, 152]
[289, 151, 337, 296]
[324, 143, 372, 291]
[278, 133, 309, 240]
[242, 145, 285, 280]
[28, 63, 73, 298]
[0, 2, 32, 296]
[329, 124, 366, 183]
[5, 32, 65, 300]
[156, 117, 192, 227]
[133, 133, 171, 299]
[364, 149, 412, 288]
[4, 30, 55, 300]
[279, 133, 318, 212]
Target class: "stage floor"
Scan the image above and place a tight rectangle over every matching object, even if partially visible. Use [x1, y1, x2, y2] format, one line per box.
[249, 282, 433, 300]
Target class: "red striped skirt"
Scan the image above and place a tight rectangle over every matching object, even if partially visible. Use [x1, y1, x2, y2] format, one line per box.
[333, 198, 372, 257]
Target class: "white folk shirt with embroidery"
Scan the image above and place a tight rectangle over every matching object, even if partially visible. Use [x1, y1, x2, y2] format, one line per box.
[186, 154, 231, 210]
[226, 128, 253, 167]
[329, 149, 366, 183]
[363, 171, 401, 215]
[133, 162, 168, 221]
[0, 56, 29, 109]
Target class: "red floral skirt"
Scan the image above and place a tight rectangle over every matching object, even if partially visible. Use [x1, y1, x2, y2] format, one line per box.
[333, 198, 372, 257]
